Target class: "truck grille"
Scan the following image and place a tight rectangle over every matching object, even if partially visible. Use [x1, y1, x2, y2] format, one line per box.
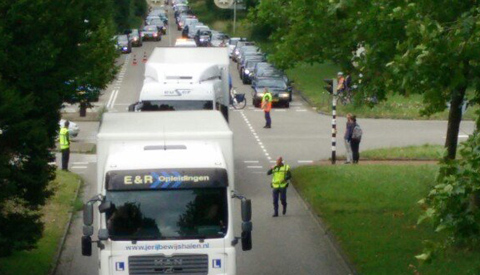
[129, 254, 208, 274]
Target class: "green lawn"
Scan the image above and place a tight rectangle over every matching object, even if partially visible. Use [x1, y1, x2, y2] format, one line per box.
[0, 171, 81, 275]
[287, 63, 479, 120]
[292, 164, 480, 274]
[358, 144, 447, 160]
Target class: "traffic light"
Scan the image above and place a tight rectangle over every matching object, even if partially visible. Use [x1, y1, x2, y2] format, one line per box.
[324, 79, 334, 95]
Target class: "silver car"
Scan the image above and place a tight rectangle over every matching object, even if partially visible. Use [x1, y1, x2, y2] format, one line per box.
[59, 119, 80, 138]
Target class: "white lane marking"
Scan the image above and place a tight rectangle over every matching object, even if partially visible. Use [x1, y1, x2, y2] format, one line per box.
[254, 109, 262, 112]
[298, 160, 313, 164]
[443, 135, 469, 138]
[72, 162, 89, 165]
[296, 109, 307, 112]
[244, 160, 259, 163]
[240, 111, 272, 162]
[274, 109, 286, 112]
[107, 89, 117, 109]
[111, 88, 120, 108]
[290, 102, 302, 106]
[71, 166, 87, 169]
[247, 166, 263, 169]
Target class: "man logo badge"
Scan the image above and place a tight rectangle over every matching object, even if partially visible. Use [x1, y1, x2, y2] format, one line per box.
[212, 259, 221, 269]
[115, 262, 125, 271]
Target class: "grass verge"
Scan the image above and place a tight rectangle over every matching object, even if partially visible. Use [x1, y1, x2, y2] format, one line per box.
[287, 63, 479, 120]
[292, 164, 480, 274]
[357, 144, 447, 160]
[0, 171, 82, 275]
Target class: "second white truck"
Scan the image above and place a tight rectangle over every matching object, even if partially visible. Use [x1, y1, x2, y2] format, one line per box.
[129, 47, 230, 121]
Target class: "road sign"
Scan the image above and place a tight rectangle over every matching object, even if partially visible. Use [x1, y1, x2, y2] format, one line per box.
[214, 0, 234, 9]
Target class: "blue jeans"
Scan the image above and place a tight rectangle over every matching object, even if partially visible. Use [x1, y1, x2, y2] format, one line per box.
[272, 188, 287, 214]
[265, 111, 271, 127]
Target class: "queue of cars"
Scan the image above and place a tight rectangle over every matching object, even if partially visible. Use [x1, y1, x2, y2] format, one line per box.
[115, 7, 168, 53]
[230, 39, 293, 108]
[174, 3, 230, 48]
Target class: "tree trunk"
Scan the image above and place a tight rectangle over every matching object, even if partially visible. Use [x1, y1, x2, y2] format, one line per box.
[79, 102, 87, 117]
[444, 87, 466, 160]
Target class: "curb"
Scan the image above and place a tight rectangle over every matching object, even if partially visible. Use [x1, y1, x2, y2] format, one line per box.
[49, 178, 83, 275]
[293, 88, 331, 117]
[290, 184, 358, 275]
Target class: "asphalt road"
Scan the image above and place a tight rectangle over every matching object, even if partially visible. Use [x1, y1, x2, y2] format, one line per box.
[56, 4, 476, 275]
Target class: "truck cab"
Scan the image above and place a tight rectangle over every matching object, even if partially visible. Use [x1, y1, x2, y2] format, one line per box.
[81, 112, 252, 275]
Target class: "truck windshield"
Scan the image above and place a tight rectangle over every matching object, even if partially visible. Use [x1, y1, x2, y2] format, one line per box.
[106, 188, 228, 240]
[141, 100, 214, 111]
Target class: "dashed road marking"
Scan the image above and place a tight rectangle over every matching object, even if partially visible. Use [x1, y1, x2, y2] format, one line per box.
[247, 166, 263, 169]
[72, 162, 89, 165]
[298, 160, 314, 164]
[71, 166, 87, 169]
[296, 109, 307, 112]
[244, 160, 259, 163]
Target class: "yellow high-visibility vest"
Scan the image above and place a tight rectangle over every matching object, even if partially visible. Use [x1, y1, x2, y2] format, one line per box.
[271, 164, 290, 188]
[59, 127, 70, 149]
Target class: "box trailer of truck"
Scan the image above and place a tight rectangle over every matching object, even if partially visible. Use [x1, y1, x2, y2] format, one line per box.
[141, 47, 230, 120]
[81, 111, 252, 275]
[128, 79, 223, 112]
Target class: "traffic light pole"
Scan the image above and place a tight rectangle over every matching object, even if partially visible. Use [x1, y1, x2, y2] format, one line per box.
[331, 79, 338, 165]
[323, 78, 338, 164]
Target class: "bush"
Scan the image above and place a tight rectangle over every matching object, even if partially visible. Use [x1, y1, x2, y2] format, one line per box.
[417, 113, 480, 261]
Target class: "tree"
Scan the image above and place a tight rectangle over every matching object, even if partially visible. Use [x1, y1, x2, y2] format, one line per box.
[250, 0, 480, 160]
[0, 0, 116, 256]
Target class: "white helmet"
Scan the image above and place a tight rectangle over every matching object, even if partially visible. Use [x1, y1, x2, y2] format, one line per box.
[337, 72, 344, 76]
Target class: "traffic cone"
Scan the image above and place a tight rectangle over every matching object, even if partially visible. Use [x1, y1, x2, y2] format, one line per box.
[142, 51, 148, 63]
[132, 55, 137, 66]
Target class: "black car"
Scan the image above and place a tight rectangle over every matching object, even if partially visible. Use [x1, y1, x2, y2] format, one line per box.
[117, 35, 132, 53]
[242, 59, 264, 84]
[239, 54, 265, 79]
[252, 77, 291, 108]
[149, 19, 167, 34]
[130, 29, 143, 47]
[142, 25, 161, 41]
[195, 30, 212, 47]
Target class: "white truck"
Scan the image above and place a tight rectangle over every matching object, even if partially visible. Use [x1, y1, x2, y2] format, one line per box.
[129, 47, 230, 121]
[82, 111, 252, 275]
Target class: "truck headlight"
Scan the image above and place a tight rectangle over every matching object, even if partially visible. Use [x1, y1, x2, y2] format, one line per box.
[256, 92, 264, 98]
[280, 93, 289, 98]
[245, 69, 250, 74]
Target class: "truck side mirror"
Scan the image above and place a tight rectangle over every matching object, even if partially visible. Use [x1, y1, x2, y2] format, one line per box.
[241, 199, 252, 222]
[83, 202, 94, 226]
[82, 235, 92, 256]
[241, 231, 252, 251]
[99, 201, 112, 213]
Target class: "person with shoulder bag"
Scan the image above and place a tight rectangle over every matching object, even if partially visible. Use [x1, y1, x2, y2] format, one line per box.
[350, 116, 362, 164]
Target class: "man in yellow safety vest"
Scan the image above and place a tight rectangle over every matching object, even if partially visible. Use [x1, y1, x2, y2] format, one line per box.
[261, 88, 273, 128]
[267, 157, 292, 217]
[59, 121, 70, 171]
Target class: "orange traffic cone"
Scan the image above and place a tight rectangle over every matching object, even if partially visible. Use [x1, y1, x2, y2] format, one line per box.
[132, 55, 137, 66]
[142, 52, 148, 63]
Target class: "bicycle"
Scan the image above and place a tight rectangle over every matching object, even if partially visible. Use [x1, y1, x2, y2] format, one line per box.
[230, 87, 247, 109]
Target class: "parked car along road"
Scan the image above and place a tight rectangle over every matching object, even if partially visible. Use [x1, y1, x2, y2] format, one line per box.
[117, 35, 132, 53]
[59, 119, 80, 138]
[130, 29, 143, 47]
[252, 77, 291, 108]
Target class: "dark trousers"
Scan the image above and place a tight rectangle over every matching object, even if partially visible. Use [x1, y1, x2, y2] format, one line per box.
[351, 139, 360, 163]
[61, 148, 70, 170]
[272, 188, 287, 214]
[264, 111, 271, 127]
